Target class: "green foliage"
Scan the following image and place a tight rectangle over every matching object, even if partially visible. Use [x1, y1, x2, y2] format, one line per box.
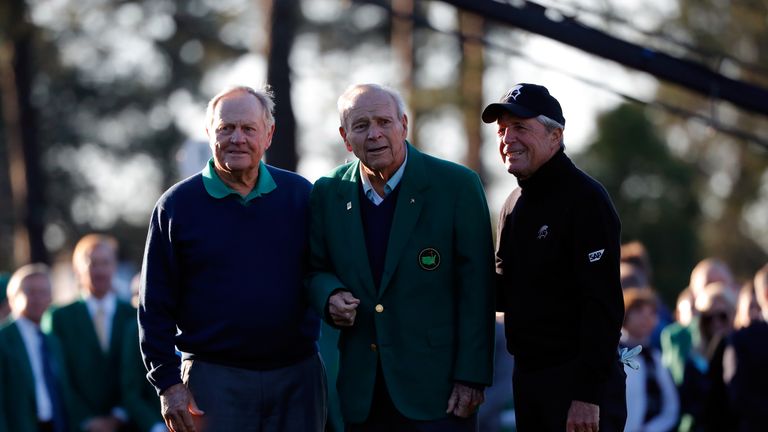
[575, 103, 700, 305]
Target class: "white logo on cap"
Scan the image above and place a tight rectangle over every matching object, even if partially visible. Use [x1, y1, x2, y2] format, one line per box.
[505, 84, 523, 101]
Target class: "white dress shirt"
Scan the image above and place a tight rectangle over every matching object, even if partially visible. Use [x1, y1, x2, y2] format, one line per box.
[359, 148, 408, 205]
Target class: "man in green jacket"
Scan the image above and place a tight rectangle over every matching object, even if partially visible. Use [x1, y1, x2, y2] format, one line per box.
[0, 263, 72, 432]
[46, 234, 136, 431]
[307, 83, 495, 431]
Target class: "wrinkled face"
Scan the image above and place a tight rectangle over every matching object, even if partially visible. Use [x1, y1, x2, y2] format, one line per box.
[340, 89, 408, 176]
[209, 91, 274, 176]
[13, 274, 52, 324]
[496, 113, 562, 179]
[77, 243, 116, 299]
[624, 303, 658, 341]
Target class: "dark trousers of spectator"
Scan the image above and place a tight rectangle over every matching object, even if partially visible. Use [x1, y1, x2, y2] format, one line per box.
[182, 353, 327, 432]
[512, 357, 627, 432]
[346, 362, 478, 432]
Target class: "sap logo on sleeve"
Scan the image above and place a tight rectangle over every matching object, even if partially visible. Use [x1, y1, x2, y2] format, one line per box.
[588, 249, 605, 263]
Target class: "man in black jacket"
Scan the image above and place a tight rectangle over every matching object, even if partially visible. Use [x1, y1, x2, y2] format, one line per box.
[484, 83, 626, 432]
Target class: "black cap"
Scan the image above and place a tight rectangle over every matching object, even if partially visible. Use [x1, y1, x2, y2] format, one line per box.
[481, 83, 565, 126]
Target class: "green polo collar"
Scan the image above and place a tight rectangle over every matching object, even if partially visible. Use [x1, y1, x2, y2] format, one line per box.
[202, 159, 276, 204]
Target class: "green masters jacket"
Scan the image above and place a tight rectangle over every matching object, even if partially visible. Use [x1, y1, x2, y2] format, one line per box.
[120, 320, 163, 432]
[45, 297, 136, 428]
[307, 144, 495, 423]
[0, 319, 74, 432]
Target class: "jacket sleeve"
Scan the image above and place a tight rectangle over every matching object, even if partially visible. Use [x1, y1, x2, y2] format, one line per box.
[305, 178, 348, 322]
[451, 171, 496, 386]
[570, 186, 624, 404]
[138, 201, 183, 396]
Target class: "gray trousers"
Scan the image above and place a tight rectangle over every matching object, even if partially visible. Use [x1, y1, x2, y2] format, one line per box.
[182, 354, 327, 432]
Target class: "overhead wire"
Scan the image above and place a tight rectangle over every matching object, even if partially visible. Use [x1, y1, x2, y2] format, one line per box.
[351, 0, 768, 151]
[533, 0, 768, 79]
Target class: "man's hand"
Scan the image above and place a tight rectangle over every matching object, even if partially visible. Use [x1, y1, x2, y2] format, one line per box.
[566, 400, 599, 432]
[445, 382, 484, 418]
[160, 383, 204, 432]
[328, 291, 360, 327]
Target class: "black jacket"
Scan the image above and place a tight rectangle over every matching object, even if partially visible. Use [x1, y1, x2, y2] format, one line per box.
[496, 149, 624, 404]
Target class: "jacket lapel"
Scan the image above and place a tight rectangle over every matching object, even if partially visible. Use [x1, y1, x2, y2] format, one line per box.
[335, 161, 377, 297]
[379, 144, 428, 294]
[76, 300, 108, 357]
[8, 322, 38, 394]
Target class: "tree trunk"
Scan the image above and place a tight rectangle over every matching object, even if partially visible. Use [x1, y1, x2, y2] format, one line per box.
[263, 0, 298, 171]
[459, 11, 485, 180]
[0, 0, 48, 266]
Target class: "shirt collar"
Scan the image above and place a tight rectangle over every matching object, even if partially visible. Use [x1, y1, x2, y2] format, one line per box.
[202, 159, 276, 203]
[14, 316, 40, 335]
[359, 144, 408, 205]
[83, 291, 116, 317]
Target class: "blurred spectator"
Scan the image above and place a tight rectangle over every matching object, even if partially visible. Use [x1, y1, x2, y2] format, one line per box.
[621, 241, 653, 283]
[620, 262, 650, 291]
[45, 234, 136, 432]
[732, 281, 762, 330]
[661, 258, 735, 387]
[688, 258, 735, 299]
[722, 263, 768, 431]
[676, 282, 736, 432]
[621, 288, 679, 432]
[1, 263, 73, 432]
[0, 272, 10, 321]
[674, 288, 695, 328]
[619, 242, 672, 350]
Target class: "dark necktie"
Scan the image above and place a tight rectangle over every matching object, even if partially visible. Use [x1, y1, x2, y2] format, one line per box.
[38, 330, 68, 432]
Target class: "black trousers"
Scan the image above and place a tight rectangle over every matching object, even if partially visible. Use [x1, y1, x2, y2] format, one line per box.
[346, 362, 477, 432]
[512, 358, 627, 432]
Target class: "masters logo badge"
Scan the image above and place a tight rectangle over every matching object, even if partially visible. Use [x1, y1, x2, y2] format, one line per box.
[418, 248, 440, 271]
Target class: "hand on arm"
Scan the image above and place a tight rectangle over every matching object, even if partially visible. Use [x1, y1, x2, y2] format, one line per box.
[328, 291, 360, 327]
[160, 383, 204, 432]
[445, 382, 484, 418]
[566, 400, 599, 432]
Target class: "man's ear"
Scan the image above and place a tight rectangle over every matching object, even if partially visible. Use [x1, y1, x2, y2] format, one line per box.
[339, 126, 352, 152]
[264, 124, 275, 150]
[550, 127, 563, 148]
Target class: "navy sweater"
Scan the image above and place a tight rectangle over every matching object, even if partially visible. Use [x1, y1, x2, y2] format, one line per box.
[139, 165, 318, 394]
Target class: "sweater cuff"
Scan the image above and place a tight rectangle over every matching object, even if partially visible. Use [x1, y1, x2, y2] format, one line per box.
[571, 368, 605, 405]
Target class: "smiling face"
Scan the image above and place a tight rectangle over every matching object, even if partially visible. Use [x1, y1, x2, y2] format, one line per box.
[339, 87, 408, 178]
[496, 112, 562, 180]
[208, 90, 274, 177]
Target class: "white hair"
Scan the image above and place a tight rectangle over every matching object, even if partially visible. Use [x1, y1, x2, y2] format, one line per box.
[337, 83, 406, 128]
[536, 114, 565, 149]
[205, 85, 275, 131]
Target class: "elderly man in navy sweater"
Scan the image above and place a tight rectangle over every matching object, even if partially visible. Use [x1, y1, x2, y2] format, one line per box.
[139, 85, 324, 432]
